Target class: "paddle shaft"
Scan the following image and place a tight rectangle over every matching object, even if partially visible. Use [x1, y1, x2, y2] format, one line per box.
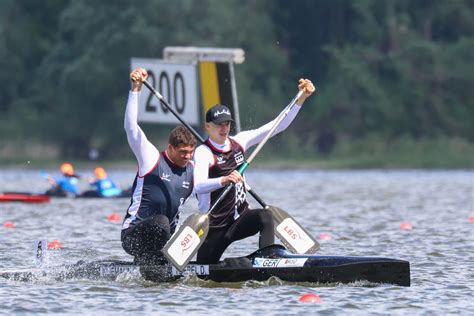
[143, 80, 317, 254]
[207, 90, 304, 214]
[245, 90, 304, 165]
[153, 81, 313, 269]
[143, 79, 288, 209]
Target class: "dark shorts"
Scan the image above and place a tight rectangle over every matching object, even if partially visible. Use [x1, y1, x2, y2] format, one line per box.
[121, 215, 171, 265]
[196, 208, 274, 264]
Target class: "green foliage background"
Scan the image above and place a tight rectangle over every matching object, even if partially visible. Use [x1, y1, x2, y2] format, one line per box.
[1, 0, 473, 168]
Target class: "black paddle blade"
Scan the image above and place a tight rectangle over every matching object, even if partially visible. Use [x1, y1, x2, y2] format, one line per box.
[269, 206, 320, 254]
[162, 213, 209, 272]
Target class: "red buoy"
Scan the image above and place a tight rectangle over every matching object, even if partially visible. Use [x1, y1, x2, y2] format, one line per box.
[319, 232, 332, 241]
[47, 240, 64, 249]
[298, 293, 322, 303]
[3, 221, 15, 228]
[107, 213, 122, 222]
[400, 222, 413, 230]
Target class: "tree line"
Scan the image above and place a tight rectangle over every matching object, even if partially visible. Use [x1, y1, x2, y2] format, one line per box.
[1, 0, 473, 162]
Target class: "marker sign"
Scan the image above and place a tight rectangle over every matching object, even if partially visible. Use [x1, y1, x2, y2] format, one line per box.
[131, 58, 199, 125]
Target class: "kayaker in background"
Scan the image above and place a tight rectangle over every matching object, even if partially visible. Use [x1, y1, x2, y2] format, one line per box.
[44, 162, 79, 197]
[121, 67, 197, 265]
[193, 78, 316, 264]
[83, 167, 124, 198]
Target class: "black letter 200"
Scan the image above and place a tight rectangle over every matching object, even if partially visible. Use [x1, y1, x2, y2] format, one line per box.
[145, 70, 186, 114]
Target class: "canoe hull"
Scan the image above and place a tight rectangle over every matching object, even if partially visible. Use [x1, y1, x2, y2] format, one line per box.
[0, 245, 410, 286]
[0, 192, 50, 203]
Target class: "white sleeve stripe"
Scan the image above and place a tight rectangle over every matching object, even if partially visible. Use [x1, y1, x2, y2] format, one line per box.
[122, 177, 144, 229]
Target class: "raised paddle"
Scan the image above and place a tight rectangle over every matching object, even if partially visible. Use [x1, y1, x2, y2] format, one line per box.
[180, 89, 319, 256]
[143, 79, 279, 209]
[156, 88, 309, 271]
[143, 79, 319, 264]
[144, 78, 282, 206]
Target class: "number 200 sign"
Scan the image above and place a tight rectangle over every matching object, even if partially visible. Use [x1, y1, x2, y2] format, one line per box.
[130, 58, 200, 125]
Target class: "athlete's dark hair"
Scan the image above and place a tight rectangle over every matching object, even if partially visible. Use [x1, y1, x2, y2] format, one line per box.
[168, 125, 197, 148]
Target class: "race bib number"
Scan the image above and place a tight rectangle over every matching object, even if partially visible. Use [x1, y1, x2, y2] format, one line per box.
[235, 182, 246, 206]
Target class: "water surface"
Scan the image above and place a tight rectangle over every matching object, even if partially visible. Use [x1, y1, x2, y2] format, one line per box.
[1, 169, 473, 314]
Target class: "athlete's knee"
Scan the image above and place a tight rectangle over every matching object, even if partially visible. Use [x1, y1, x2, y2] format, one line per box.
[150, 214, 169, 226]
[149, 215, 171, 238]
[121, 230, 139, 256]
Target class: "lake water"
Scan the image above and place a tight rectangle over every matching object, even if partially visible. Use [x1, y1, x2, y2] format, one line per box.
[0, 169, 473, 314]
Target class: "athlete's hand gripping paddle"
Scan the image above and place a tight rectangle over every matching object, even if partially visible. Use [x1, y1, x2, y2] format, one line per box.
[161, 90, 305, 271]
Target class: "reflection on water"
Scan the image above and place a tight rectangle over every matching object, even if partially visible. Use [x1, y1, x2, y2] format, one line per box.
[1, 169, 473, 314]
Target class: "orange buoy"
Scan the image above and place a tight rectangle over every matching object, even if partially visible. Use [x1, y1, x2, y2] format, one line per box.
[3, 221, 15, 228]
[107, 213, 122, 222]
[298, 293, 321, 303]
[468, 215, 474, 222]
[47, 240, 63, 249]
